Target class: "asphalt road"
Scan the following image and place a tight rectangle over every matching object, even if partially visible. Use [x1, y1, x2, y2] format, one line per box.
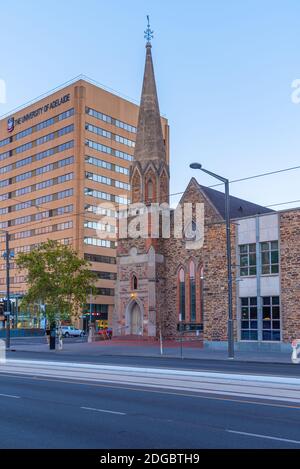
[0, 361, 300, 449]
[6, 349, 300, 378]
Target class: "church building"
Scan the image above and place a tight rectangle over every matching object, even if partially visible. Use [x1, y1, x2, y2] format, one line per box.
[114, 26, 300, 351]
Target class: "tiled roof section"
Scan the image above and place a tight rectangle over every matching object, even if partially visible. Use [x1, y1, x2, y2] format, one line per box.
[200, 184, 274, 219]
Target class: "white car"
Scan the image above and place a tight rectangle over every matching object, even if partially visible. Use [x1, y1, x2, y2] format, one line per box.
[61, 326, 85, 338]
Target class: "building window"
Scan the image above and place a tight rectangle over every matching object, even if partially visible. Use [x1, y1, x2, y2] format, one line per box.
[260, 241, 279, 275]
[178, 268, 185, 321]
[189, 261, 196, 322]
[84, 253, 116, 264]
[262, 296, 280, 341]
[132, 275, 138, 290]
[147, 180, 153, 202]
[240, 297, 258, 341]
[239, 243, 256, 276]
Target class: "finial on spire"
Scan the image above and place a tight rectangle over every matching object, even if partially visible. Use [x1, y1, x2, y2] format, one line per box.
[144, 15, 154, 45]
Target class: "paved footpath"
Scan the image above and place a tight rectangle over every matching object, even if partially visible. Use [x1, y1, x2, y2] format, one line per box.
[6, 337, 294, 364]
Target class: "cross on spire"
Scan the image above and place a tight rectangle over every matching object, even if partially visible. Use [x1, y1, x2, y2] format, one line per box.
[144, 15, 154, 45]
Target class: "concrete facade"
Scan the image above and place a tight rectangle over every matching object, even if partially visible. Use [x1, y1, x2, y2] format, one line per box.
[0, 77, 169, 328]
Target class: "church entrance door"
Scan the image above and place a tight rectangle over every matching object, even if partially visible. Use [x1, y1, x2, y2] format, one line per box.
[130, 302, 142, 335]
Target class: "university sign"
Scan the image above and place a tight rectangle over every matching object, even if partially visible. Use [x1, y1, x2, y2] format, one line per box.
[7, 93, 71, 133]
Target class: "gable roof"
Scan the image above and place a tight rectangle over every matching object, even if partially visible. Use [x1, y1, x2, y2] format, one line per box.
[182, 178, 274, 219]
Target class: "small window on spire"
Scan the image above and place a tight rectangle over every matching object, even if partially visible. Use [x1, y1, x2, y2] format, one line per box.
[147, 179, 154, 202]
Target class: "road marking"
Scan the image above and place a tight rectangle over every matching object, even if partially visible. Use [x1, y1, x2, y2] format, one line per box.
[226, 430, 300, 445]
[0, 393, 20, 399]
[81, 406, 126, 416]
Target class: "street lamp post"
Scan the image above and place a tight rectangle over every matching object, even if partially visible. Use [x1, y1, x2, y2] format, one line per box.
[1, 230, 12, 349]
[189, 163, 234, 359]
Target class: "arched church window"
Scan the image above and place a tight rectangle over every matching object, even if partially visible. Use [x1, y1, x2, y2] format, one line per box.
[189, 261, 196, 322]
[132, 170, 142, 204]
[132, 274, 138, 290]
[147, 179, 154, 202]
[178, 268, 185, 322]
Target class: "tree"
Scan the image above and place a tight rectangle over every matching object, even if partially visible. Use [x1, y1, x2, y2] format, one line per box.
[16, 240, 97, 346]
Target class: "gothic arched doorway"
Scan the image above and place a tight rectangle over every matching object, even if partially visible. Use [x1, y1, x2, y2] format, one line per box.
[130, 302, 142, 335]
[125, 299, 144, 336]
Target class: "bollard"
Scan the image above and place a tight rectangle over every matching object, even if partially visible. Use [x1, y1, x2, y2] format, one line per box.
[0, 339, 6, 364]
[291, 339, 300, 364]
[58, 329, 63, 350]
[88, 323, 95, 343]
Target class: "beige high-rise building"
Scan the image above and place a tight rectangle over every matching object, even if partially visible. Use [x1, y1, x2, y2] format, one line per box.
[0, 78, 169, 330]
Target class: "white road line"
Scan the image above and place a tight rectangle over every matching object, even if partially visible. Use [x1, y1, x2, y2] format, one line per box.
[226, 430, 300, 445]
[0, 393, 20, 399]
[80, 406, 126, 416]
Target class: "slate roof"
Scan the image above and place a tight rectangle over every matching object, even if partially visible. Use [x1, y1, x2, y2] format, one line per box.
[201, 184, 274, 219]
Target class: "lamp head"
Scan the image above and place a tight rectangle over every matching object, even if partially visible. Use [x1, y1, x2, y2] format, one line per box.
[189, 162, 202, 170]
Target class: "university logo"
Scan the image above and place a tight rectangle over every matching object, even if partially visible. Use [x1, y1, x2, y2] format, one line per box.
[7, 117, 14, 133]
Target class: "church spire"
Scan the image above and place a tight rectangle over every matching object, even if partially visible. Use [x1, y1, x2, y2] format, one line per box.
[133, 16, 166, 165]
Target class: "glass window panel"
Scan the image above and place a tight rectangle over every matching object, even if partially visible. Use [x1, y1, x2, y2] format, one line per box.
[240, 268, 248, 276]
[263, 297, 270, 306]
[271, 241, 278, 250]
[250, 321, 258, 329]
[249, 266, 257, 275]
[262, 265, 270, 275]
[240, 255, 248, 267]
[272, 321, 280, 330]
[271, 265, 279, 274]
[261, 242, 269, 251]
[250, 297, 257, 306]
[272, 331, 280, 341]
[241, 331, 250, 340]
[263, 330, 271, 341]
[263, 307, 271, 319]
[241, 321, 249, 329]
[261, 251, 270, 265]
[272, 296, 280, 305]
[263, 321, 271, 329]
[241, 298, 249, 306]
[271, 251, 278, 264]
[250, 308, 257, 319]
[249, 331, 258, 340]
[249, 244, 256, 253]
[240, 245, 248, 254]
[249, 254, 256, 265]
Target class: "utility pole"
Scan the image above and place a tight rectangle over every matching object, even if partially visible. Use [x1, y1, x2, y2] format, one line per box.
[5, 231, 11, 350]
[189, 163, 234, 359]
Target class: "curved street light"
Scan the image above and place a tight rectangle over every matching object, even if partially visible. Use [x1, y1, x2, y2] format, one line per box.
[189, 163, 234, 359]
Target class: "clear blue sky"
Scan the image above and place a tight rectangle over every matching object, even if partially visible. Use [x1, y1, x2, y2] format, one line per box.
[1, 0, 300, 209]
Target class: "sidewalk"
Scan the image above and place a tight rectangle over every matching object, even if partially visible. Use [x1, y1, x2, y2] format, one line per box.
[6, 338, 294, 364]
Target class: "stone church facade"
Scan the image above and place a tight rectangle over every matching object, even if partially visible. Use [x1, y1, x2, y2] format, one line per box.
[114, 36, 300, 351]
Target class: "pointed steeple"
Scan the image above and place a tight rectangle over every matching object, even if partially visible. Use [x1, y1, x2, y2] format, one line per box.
[133, 17, 166, 165]
[130, 18, 169, 206]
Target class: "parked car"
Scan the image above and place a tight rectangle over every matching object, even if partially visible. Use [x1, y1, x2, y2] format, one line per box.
[61, 326, 85, 338]
[97, 327, 113, 340]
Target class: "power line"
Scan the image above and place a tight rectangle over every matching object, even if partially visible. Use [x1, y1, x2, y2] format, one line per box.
[1, 162, 300, 238]
[169, 163, 300, 198]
